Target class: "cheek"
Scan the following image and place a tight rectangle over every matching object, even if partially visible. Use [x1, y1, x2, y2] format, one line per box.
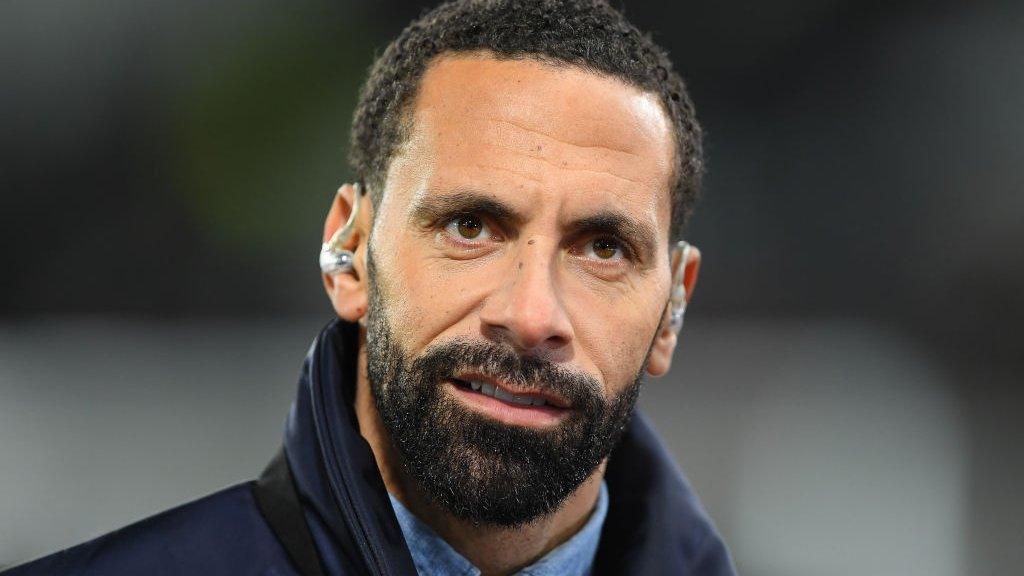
[567, 284, 666, 395]
[378, 232, 496, 350]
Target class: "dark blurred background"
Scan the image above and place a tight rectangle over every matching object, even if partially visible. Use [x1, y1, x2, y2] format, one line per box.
[2, 0, 1022, 573]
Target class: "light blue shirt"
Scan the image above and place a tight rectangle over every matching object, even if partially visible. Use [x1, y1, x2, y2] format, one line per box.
[388, 481, 609, 576]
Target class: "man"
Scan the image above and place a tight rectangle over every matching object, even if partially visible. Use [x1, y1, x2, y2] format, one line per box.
[6, 0, 734, 574]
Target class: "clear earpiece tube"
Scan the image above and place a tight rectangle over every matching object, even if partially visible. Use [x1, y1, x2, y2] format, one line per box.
[319, 183, 363, 275]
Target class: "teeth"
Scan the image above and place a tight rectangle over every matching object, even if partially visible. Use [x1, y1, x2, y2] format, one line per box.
[467, 379, 548, 407]
[493, 387, 515, 402]
[508, 394, 535, 406]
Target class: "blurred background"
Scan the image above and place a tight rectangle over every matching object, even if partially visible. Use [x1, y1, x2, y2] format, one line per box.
[2, 0, 1022, 573]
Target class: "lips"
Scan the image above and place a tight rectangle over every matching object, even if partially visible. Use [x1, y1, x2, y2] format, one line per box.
[456, 378, 551, 407]
[447, 373, 572, 428]
[449, 372, 571, 409]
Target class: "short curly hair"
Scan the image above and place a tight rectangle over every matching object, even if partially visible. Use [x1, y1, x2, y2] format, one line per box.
[350, 0, 704, 240]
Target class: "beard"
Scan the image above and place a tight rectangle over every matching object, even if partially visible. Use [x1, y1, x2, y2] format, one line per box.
[364, 248, 646, 527]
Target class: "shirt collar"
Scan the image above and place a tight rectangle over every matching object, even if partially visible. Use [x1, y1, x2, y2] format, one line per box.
[389, 481, 609, 576]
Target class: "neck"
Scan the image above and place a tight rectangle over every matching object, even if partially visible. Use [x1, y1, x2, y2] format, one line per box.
[351, 331, 605, 576]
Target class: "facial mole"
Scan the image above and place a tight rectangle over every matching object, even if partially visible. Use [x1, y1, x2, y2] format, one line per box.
[528, 239, 535, 245]
[518, 262, 523, 270]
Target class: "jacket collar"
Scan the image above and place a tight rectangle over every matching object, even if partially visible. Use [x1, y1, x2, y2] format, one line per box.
[283, 319, 416, 575]
[281, 319, 734, 576]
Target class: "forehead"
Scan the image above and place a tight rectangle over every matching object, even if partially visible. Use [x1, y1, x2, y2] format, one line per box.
[388, 54, 676, 237]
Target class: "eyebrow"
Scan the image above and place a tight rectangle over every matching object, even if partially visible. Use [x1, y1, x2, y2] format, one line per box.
[569, 211, 658, 265]
[409, 189, 525, 231]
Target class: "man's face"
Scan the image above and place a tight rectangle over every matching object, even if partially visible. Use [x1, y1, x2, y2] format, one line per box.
[364, 54, 677, 526]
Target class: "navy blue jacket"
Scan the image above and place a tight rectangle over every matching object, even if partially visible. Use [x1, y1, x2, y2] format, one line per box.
[6, 320, 735, 575]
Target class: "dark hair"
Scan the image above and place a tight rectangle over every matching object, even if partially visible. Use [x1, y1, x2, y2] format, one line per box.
[350, 0, 704, 239]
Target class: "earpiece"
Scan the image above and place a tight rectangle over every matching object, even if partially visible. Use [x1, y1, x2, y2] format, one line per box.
[319, 183, 363, 275]
[668, 240, 690, 333]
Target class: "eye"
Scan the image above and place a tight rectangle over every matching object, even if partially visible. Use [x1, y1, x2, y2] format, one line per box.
[443, 214, 492, 242]
[585, 237, 625, 260]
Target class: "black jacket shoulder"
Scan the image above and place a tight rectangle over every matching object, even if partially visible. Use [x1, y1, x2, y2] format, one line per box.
[5, 482, 296, 576]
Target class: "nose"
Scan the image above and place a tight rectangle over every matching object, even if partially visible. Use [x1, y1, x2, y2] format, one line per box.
[478, 240, 575, 356]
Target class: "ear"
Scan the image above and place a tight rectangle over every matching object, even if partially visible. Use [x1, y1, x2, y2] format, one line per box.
[322, 183, 373, 323]
[647, 244, 701, 377]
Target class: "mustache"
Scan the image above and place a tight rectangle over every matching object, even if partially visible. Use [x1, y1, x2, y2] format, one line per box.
[410, 339, 604, 408]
